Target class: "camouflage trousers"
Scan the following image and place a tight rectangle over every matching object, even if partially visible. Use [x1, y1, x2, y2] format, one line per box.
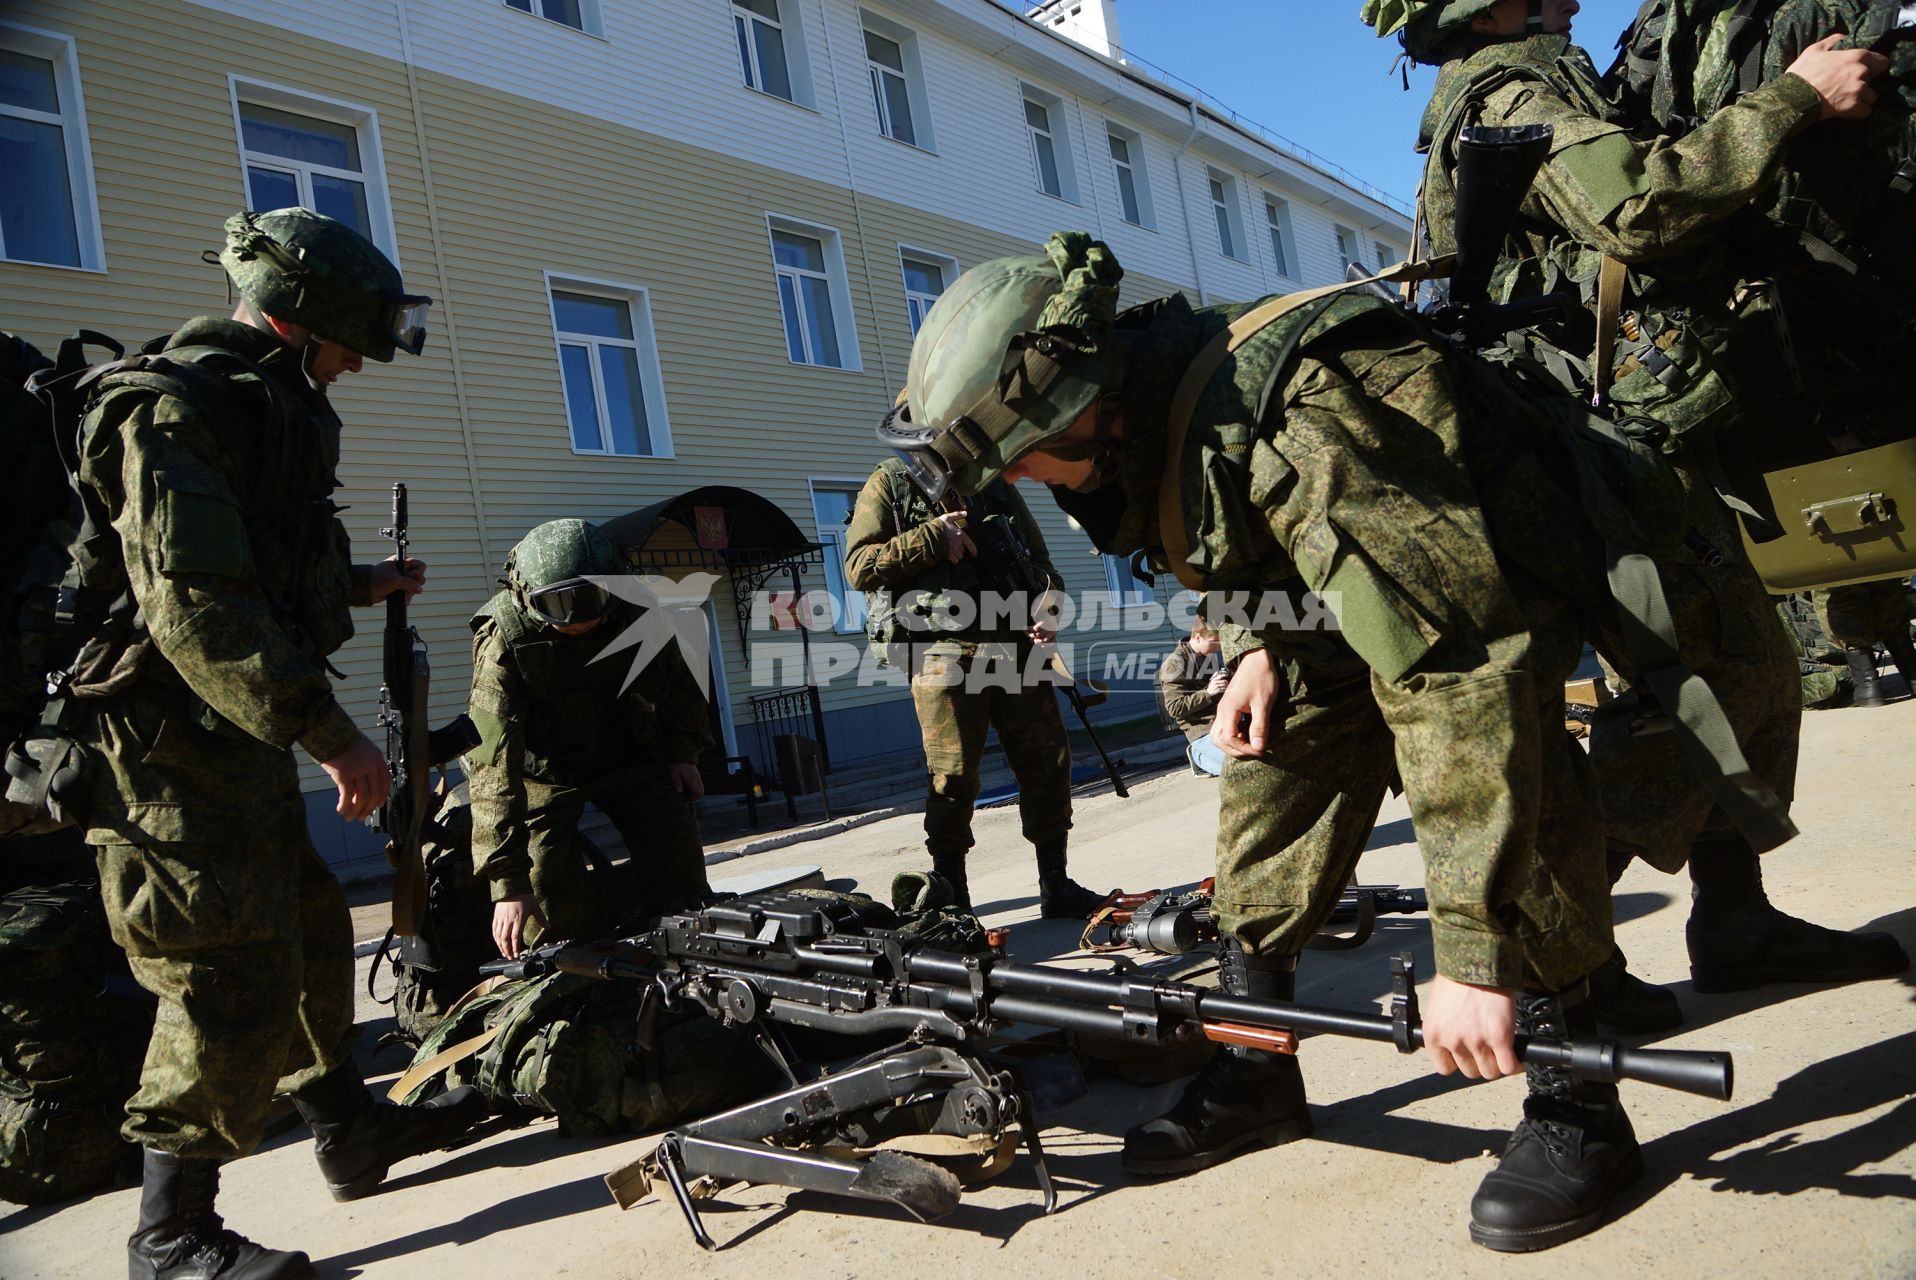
[520, 762, 708, 945]
[1813, 579, 1913, 651]
[1220, 341, 1612, 990]
[910, 644, 1072, 856]
[1590, 467, 1801, 873]
[93, 830, 354, 1161]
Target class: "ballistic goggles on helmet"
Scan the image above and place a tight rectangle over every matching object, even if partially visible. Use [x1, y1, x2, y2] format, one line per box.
[526, 578, 610, 625]
[383, 297, 432, 357]
[877, 402, 959, 503]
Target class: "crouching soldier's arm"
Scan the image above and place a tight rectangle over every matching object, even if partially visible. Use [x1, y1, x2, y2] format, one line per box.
[465, 626, 543, 958]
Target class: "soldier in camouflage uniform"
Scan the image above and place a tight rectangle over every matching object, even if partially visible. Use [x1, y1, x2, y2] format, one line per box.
[466, 518, 712, 960]
[1366, 0, 1906, 1032]
[881, 231, 1663, 1250]
[65, 209, 483, 1279]
[843, 457, 1104, 917]
[1813, 580, 1916, 705]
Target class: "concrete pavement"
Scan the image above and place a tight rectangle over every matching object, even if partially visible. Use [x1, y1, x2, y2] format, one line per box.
[4, 700, 1912, 1278]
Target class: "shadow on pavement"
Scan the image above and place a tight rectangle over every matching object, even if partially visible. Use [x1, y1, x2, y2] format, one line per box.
[316, 1170, 612, 1275]
[1608, 1029, 1916, 1221]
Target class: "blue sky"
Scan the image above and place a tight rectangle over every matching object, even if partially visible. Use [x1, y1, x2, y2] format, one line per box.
[1109, 0, 1648, 208]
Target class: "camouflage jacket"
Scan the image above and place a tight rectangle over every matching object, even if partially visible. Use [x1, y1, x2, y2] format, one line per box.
[1101, 291, 1611, 986]
[71, 318, 374, 846]
[464, 591, 711, 898]
[1418, 34, 1820, 444]
[842, 456, 1059, 654]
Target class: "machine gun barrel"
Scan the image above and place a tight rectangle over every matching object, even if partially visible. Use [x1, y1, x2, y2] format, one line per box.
[502, 897, 1733, 1103]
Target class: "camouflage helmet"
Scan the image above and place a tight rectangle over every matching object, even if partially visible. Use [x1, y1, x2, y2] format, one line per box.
[217, 208, 431, 362]
[877, 231, 1122, 500]
[503, 519, 621, 625]
[1359, 0, 1507, 60]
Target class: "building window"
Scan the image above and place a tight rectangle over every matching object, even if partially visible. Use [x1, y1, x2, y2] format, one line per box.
[1, 24, 103, 270]
[1334, 224, 1359, 271]
[1106, 125, 1154, 229]
[900, 247, 955, 336]
[1374, 242, 1394, 270]
[231, 80, 397, 259]
[1209, 170, 1244, 261]
[1263, 195, 1294, 279]
[809, 481, 867, 635]
[1021, 87, 1076, 201]
[547, 278, 671, 458]
[769, 218, 858, 370]
[504, 0, 601, 35]
[1103, 554, 1150, 608]
[734, 0, 796, 103]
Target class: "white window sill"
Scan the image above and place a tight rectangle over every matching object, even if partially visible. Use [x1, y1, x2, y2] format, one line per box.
[3, 255, 106, 274]
[741, 83, 819, 113]
[877, 132, 937, 157]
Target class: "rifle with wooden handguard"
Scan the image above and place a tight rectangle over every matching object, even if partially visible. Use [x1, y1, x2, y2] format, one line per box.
[370, 482, 478, 939]
[491, 889, 1734, 1249]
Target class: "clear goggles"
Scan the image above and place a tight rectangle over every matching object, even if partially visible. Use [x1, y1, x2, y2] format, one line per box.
[527, 578, 610, 625]
[382, 295, 432, 357]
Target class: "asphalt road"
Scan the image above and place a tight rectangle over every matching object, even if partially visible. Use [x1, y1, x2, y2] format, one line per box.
[4, 700, 1913, 1279]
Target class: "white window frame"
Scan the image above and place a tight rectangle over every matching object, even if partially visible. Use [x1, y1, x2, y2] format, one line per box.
[0, 22, 105, 272]
[501, 0, 604, 37]
[860, 9, 934, 152]
[1262, 194, 1295, 281]
[543, 271, 675, 460]
[807, 477, 870, 635]
[731, 0, 815, 108]
[1020, 84, 1078, 203]
[766, 214, 862, 371]
[227, 76, 400, 264]
[1208, 169, 1245, 262]
[1103, 554, 1151, 609]
[1374, 241, 1395, 270]
[1334, 224, 1359, 272]
[898, 244, 957, 337]
[1105, 122, 1155, 230]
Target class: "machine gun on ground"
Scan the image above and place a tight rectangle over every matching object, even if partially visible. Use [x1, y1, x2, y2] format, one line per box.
[492, 889, 1734, 1249]
[1080, 878, 1428, 955]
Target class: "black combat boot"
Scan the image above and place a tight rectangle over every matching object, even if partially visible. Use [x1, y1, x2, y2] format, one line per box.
[1845, 647, 1885, 707]
[289, 1062, 488, 1202]
[1686, 835, 1909, 991]
[1585, 947, 1682, 1033]
[128, 1149, 313, 1280]
[1033, 835, 1106, 919]
[1121, 941, 1311, 1174]
[1584, 847, 1681, 1033]
[929, 847, 972, 912]
[1469, 990, 1642, 1252]
[1882, 630, 1916, 699]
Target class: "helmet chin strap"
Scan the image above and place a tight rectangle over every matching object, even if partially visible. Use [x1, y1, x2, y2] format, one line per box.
[299, 336, 330, 394]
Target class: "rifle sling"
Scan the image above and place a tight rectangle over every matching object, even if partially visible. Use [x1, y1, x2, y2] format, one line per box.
[1591, 254, 1627, 408]
[384, 973, 511, 1103]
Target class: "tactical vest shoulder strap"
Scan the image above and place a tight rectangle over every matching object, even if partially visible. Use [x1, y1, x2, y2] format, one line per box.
[1155, 258, 1454, 591]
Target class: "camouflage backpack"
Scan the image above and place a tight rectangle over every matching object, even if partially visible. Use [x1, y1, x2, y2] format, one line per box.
[1609, 0, 1916, 436]
[394, 877, 984, 1136]
[0, 852, 155, 1205]
[383, 787, 500, 1046]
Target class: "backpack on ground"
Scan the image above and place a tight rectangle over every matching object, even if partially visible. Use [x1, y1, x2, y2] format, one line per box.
[0, 834, 156, 1206]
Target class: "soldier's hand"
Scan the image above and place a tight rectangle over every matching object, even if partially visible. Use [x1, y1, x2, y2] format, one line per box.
[1422, 977, 1520, 1080]
[320, 735, 391, 821]
[493, 895, 546, 961]
[369, 555, 427, 600]
[669, 761, 706, 800]
[936, 512, 977, 563]
[1789, 34, 1887, 121]
[1211, 648, 1277, 758]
